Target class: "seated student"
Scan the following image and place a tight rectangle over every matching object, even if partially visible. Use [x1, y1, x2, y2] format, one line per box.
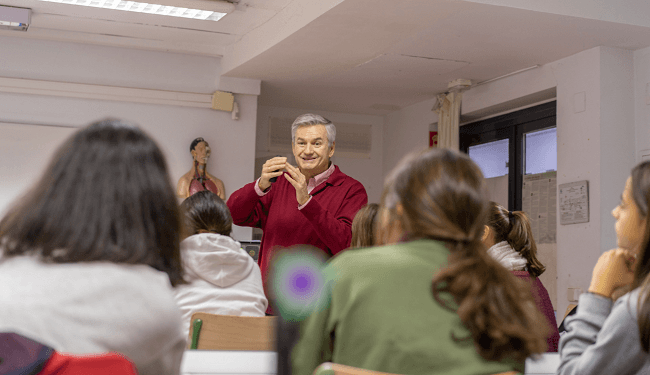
[175, 190, 267, 337]
[350, 203, 379, 248]
[0, 119, 186, 375]
[558, 162, 650, 374]
[482, 202, 560, 352]
[291, 148, 548, 375]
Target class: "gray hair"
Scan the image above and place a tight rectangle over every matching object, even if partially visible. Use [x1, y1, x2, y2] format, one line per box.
[291, 113, 336, 147]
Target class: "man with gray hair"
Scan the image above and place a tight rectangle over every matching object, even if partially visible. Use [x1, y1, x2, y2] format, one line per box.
[227, 114, 368, 311]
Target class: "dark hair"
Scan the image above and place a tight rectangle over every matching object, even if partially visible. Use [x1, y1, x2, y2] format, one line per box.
[628, 161, 650, 351]
[350, 203, 379, 248]
[180, 190, 232, 237]
[0, 119, 184, 286]
[487, 202, 546, 277]
[379, 148, 548, 361]
[190, 137, 208, 152]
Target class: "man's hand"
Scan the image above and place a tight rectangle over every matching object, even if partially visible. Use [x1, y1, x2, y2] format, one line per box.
[259, 156, 287, 191]
[284, 163, 310, 206]
[588, 248, 636, 299]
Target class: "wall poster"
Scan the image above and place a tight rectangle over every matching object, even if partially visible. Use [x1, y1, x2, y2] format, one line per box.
[522, 171, 557, 244]
[559, 180, 589, 225]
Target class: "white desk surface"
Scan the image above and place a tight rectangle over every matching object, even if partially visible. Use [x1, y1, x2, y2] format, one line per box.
[181, 350, 559, 375]
[181, 350, 276, 375]
[525, 353, 560, 375]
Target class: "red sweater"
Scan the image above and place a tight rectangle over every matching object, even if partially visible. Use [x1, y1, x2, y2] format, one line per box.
[512, 271, 560, 352]
[227, 165, 368, 286]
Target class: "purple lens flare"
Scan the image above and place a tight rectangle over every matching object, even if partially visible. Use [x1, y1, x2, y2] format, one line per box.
[270, 246, 330, 320]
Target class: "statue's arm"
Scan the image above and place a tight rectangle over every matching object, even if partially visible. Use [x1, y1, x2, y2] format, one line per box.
[176, 175, 190, 200]
[216, 178, 226, 200]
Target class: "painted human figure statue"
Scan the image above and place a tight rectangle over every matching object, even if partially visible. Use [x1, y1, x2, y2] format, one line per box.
[177, 137, 226, 200]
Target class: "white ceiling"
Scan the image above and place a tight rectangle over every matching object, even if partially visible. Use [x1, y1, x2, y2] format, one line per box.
[0, 0, 291, 56]
[2, 0, 650, 115]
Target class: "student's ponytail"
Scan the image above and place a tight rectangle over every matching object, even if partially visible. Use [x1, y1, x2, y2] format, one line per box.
[507, 211, 545, 277]
[431, 238, 549, 361]
[488, 203, 546, 278]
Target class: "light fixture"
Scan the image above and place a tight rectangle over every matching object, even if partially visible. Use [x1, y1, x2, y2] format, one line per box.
[0, 5, 30, 31]
[36, 0, 234, 21]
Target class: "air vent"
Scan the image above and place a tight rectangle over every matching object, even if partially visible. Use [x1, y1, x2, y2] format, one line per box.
[0, 6, 30, 31]
[268, 117, 372, 157]
[335, 122, 372, 155]
[268, 117, 293, 151]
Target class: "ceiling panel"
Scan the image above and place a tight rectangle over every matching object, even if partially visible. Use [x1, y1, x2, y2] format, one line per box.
[319, 54, 470, 92]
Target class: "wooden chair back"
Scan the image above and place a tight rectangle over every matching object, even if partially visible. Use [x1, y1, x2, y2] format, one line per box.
[562, 303, 578, 322]
[313, 363, 398, 375]
[188, 312, 277, 351]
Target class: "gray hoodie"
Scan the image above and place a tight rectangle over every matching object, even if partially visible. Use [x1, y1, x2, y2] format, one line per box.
[558, 289, 650, 374]
[174, 233, 268, 337]
[0, 256, 185, 375]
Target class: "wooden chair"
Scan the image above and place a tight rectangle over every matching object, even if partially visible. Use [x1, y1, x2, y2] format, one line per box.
[313, 363, 399, 375]
[312, 362, 520, 375]
[188, 312, 277, 350]
[562, 303, 578, 322]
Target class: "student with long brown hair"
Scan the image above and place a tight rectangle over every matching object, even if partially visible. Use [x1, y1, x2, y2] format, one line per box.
[0, 119, 186, 375]
[482, 202, 560, 352]
[291, 148, 548, 375]
[558, 161, 650, 374]
[350, 203, 379, 248]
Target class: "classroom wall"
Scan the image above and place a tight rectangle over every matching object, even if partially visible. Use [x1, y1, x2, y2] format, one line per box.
[256, 106, 384, 203]
[634, 46, 650, 160]
[0, 35, 259, 240]
[383, 46, 638, 318]
[599, 47, 635, 256]
[383, 99, 436, 177]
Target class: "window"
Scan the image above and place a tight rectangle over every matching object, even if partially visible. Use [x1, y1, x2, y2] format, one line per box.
[468, 139, 509, 178]
[525, 127, 557, 175]
[460, 101, 556, 210]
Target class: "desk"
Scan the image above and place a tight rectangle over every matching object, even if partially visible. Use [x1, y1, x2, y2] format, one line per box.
[525, 353, 560, 375]
[180, 351, 559, 375]
[181, 351, 276, 375]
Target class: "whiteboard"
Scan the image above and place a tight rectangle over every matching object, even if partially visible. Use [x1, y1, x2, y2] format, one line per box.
[0, 122, 76, 217]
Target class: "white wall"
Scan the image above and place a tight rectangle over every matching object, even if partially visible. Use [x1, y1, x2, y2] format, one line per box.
[383, 46, 638, 318]
[600, 47, 635, 252]
[0, 36, 259, 240]
[552, 48, 604, 319]
[256, 106, 384, 203]
[0, 122, 76, 214]
[383, 99, 436, 177]
[634, 46, 650, 160]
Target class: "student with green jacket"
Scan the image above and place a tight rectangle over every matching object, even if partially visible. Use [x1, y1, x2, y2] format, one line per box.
[291, 148, 549, 375]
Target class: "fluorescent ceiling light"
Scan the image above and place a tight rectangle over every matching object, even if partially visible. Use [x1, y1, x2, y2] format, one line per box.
[37, 0, 229, 21]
